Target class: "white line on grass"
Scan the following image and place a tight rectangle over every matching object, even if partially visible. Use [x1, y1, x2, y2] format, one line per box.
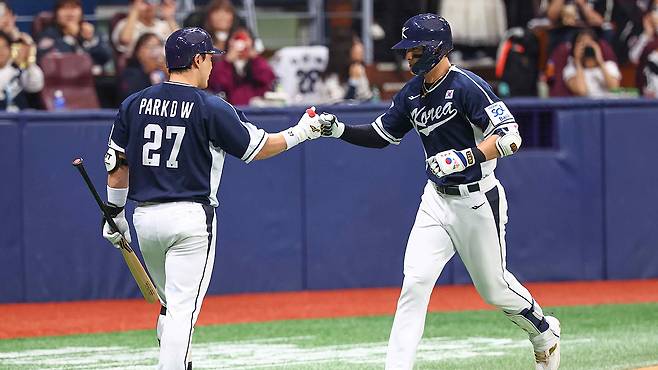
[0, 336, 592, 369]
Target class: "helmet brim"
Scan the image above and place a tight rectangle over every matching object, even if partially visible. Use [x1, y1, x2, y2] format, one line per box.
[391, 39, 424, 50]
[204, 47, 226, 55]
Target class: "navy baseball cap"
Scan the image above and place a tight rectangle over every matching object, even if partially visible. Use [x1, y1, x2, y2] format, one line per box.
[165, 27, 225, 69]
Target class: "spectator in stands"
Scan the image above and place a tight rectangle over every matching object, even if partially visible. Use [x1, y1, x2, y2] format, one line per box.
[317, 32, 372, 103]
[112, 0, 178, 56]
[629, 2, 658, 64]
[0, 31, 43, 111]
[545, 0, 612, 52]
[118, 33, 166, 100]
[546, 0, 608, 28]
[205, 0, 239, 51]
[36, 0, 111, 67]
[637, 44, 658, 97]
[207, 26, 275, 105]
[440, 0, 507, 61]
[0, 2, 33, 45]
[563, 28, 620, 97]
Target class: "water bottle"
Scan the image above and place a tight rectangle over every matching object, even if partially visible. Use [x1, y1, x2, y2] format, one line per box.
[4, 87, 17, 112]
[53, 90, 66, 111]
[371, 87, 381, 102]
[498, 82, 510, 98]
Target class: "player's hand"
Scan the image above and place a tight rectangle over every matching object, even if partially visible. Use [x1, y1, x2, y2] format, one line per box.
[319, 113, 345, 138]
[426, 149, 468, 178]
[296, 106, 322, 140]
[102, 204, 131, 248]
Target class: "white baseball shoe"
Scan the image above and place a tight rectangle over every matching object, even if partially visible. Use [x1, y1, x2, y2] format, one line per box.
[535, 316, 561, 370]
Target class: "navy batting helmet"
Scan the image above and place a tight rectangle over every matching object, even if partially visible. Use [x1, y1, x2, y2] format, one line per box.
[391, 14, 453, 75]
[165, 27, 225, 69]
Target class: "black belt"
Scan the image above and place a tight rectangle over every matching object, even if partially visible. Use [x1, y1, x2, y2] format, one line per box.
[432, 182, 480, 196]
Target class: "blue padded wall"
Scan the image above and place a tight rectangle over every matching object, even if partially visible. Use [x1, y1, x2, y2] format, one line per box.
[1, 99, 657, 303]
[603, 107, 658, 279]
[0, 121, 23, 302]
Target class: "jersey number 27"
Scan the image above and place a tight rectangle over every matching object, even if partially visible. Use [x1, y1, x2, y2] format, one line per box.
[142, 124, 186, 168]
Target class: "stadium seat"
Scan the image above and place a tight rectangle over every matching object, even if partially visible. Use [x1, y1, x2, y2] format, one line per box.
[39, 52, 100, 110]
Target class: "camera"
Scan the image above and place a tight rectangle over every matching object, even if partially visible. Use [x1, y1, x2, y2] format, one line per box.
[583, 46, 596, 59]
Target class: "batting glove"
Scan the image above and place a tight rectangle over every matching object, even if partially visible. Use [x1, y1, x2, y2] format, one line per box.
[283, 107, 322, 149]
[319, 113, 345, 138]
[102, 203, 131, 248]
[426, 149, 474, 178]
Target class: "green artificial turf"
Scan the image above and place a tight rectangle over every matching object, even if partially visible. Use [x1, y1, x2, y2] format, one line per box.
[1, 303, 657, 369]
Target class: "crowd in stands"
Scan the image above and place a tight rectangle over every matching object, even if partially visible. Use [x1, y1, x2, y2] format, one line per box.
[2, 0, 658, 112]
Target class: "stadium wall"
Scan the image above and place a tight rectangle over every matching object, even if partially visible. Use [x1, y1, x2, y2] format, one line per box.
[1, 100, 657, 303]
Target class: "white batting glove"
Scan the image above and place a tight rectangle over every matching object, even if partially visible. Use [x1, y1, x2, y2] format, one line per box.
[283, 107, 322, 149]
[427, 149, 471, 178]
[319, 113, 345, 138]
[102, 206, 131, 248]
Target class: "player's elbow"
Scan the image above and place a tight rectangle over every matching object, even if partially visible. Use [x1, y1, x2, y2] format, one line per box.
[495, 131, 522, 157]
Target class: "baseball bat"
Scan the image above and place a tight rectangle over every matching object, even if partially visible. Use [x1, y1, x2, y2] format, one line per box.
[72, 158, 160, 304]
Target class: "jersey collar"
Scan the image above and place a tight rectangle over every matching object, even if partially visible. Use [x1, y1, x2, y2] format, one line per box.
[165, 81, 195, 87]
[422, 65, 456, 96]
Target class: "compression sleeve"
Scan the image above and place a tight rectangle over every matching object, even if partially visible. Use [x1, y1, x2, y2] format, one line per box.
[340, 124, 390, 149]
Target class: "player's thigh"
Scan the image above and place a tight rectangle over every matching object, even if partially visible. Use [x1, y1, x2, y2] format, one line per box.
[133, 206, 167, 295]
[163, 204, 216, 313]
[455, 185, 511, 292]
[403, 205, 455, 282]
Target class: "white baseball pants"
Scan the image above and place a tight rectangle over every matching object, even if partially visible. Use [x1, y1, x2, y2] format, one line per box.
[385, 176, 555, 370]
[133, 201, 216, 370]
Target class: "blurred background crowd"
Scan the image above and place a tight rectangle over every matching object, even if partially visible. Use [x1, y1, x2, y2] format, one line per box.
[2, 0, 658, 111]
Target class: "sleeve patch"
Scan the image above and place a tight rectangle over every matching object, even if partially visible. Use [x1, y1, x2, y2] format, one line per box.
[484, 101, 514, 125]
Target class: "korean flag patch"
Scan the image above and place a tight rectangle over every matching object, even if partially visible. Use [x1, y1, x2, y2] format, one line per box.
[484, 101, 514, 124]
[445, 89, 454, 99]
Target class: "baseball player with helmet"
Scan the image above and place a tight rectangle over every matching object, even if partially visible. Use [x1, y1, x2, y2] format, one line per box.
[101, 27, 321, 370]
[319, 14, 561, 370]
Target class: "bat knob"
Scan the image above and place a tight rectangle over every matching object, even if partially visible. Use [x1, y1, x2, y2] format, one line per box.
[72, 158, 84, 167]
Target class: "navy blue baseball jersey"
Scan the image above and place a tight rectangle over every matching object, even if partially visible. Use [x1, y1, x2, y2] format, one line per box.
[372, 65, 516, 186]
[108, 81, 267, 206]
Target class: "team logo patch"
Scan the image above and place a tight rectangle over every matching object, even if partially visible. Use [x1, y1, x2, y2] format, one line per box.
[445, 89, 454, 99]
[484, 101, 514, 124]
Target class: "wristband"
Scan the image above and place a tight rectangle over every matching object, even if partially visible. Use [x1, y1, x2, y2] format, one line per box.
[107, 186, 128, 207]
[459, 147, 486, 167]
[281, 125, 306, 150]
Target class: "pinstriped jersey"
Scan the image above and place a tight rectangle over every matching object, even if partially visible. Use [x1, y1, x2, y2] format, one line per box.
[109, 81, 267, 207]
[371, 65, 515, 186]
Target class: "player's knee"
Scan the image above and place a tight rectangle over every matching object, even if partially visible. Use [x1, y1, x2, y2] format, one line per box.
[401, 275, 435, 299]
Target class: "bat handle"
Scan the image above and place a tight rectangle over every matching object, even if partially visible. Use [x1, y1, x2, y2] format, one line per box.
[72, 157, 121, 232]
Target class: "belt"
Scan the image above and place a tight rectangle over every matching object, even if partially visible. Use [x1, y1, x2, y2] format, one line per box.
[137, 200, 206, 207]
[432, 182, 480, 196]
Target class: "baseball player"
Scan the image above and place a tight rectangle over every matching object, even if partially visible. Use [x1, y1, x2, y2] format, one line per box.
[319, 14, 561, 370]
[101, 27, 321, 370]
